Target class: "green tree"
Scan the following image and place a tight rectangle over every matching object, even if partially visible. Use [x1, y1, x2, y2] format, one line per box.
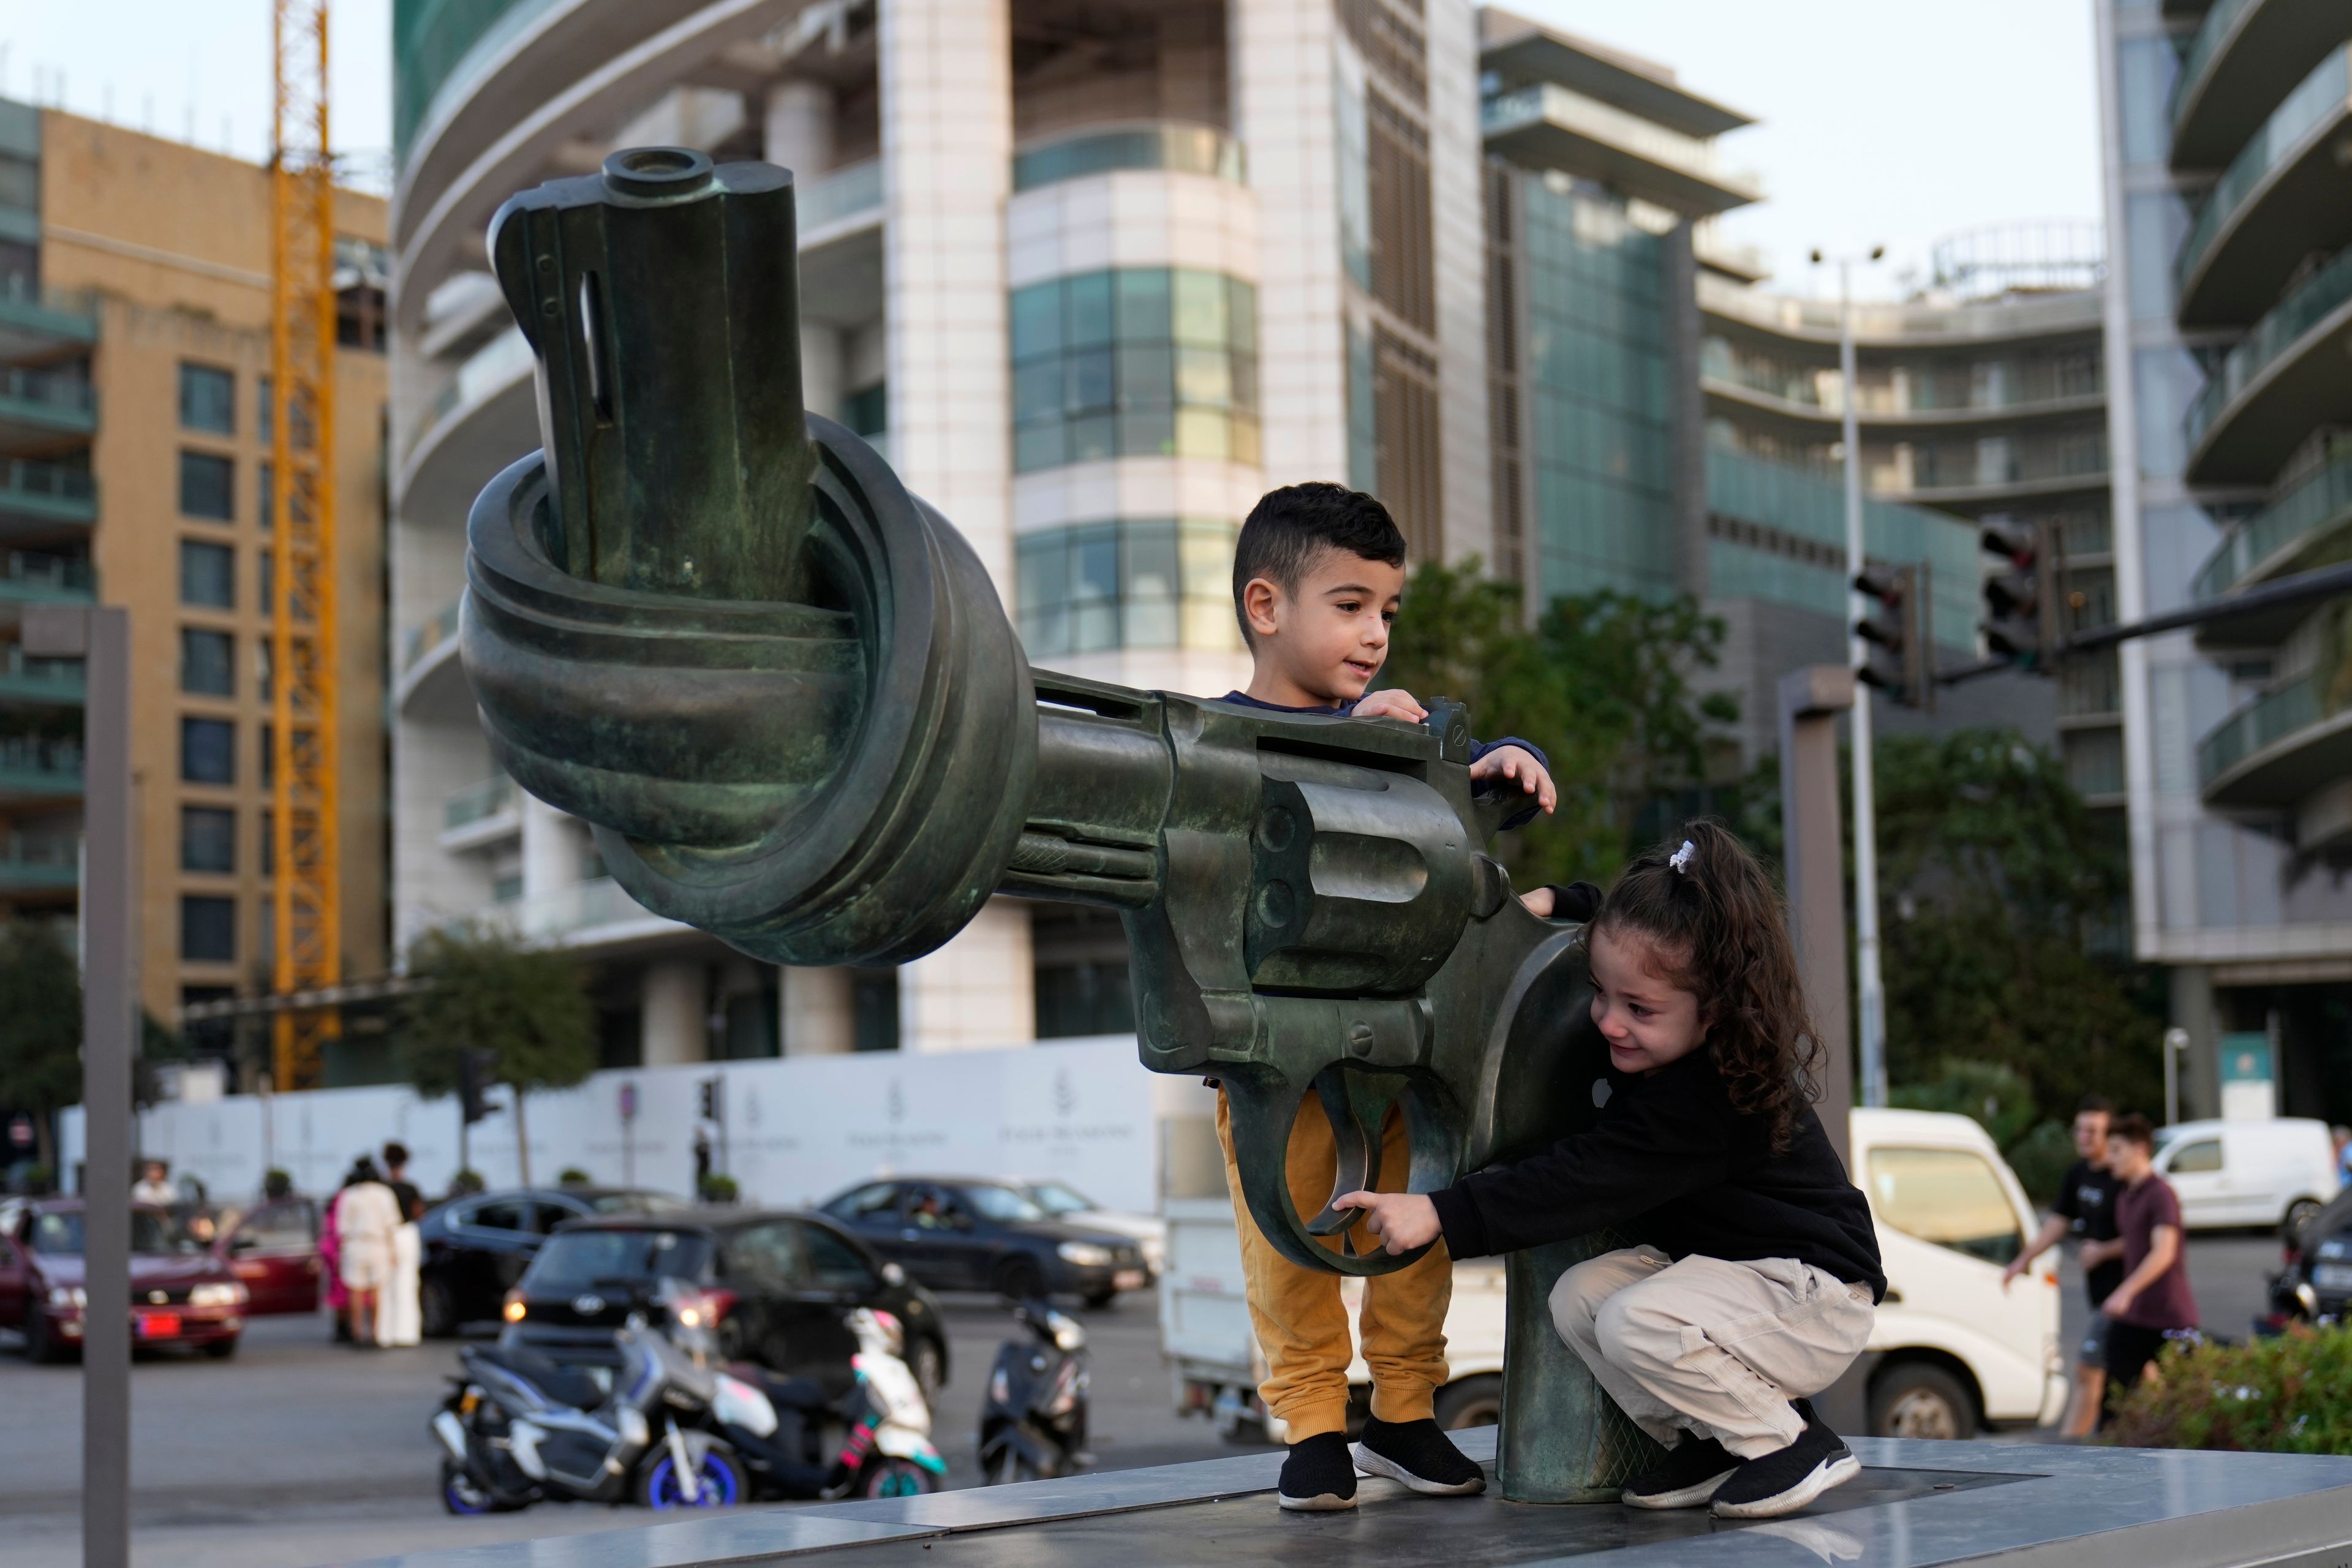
[0, 922, 82, 1175]
[1379, 560, 1740, 886]
[399, 925, 598, 1186]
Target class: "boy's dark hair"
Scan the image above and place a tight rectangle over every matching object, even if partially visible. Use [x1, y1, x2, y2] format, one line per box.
[1231, 483, 1406, 641]
[1591, 819, 1817, 1154]
[2109, 1113, 2155, 1150]
[382, 1141, 410, 1169]
[2076, 1093, 2114, 1117]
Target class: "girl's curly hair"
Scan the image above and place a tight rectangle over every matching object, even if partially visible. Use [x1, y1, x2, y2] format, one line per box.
[1590, 818, 1820, 1153]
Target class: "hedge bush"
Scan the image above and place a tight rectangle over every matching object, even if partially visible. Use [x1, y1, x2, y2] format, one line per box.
[2107, 1325, 2352, 1453]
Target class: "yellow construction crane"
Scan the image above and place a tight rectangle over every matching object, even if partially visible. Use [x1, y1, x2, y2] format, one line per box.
[269, 0, 341, 1091]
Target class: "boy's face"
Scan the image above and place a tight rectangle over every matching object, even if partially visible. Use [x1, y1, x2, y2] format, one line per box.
[2073, 1110, 2110, 1163]
[1242, 548, 1407, 705]
[2107, 1134, 2152, 1182]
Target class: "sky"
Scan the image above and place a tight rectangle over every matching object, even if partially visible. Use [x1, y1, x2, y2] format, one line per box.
[1, 1, 2105, 297]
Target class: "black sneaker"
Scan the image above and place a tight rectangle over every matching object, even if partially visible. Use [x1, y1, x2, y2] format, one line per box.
[1278, 1431, 1358, 1512]
[1621, 1435, 1738, 1510]
[1709, 1414, 1860, 1520]
[1352, 1417, 1487, 1497]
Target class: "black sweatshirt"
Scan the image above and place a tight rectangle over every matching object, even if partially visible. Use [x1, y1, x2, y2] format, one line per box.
[1427, 1052, 1887, 1301]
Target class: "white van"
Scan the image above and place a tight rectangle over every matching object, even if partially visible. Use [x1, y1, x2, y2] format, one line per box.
[2154, 1117, 2342, 1232]
[1160, 1107, 2063, 1443]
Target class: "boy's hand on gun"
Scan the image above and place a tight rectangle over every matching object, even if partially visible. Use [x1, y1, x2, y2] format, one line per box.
[1332, 1189, 1442, 1254]
[1350, 688, 1428, 723]
[1472, 744, 1556, 815]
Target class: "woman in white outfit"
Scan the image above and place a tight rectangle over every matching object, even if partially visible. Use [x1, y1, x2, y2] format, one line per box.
[336, 1158, 401, 1348]
[377, 1142, 424, 1348]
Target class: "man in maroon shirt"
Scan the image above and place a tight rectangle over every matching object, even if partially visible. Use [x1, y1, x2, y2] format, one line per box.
[2100, 1114, 2200, 1422]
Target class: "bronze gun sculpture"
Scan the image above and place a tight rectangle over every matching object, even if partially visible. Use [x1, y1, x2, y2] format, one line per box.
[459, 147, 1656, 1501]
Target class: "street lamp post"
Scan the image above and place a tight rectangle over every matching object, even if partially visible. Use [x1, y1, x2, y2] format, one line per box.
[1814, 246, 1888, 1109]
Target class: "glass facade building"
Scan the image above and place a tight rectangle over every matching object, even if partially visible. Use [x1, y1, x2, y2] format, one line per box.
[2097, 0, 2352, 1124]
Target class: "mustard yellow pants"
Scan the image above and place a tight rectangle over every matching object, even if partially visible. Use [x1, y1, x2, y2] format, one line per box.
[1215, 1087, 1452, 1441]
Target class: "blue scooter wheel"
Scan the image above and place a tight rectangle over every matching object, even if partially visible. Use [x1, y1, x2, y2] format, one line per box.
[641, 1446, 744, 1510]
[440, 1461, 501, 1516]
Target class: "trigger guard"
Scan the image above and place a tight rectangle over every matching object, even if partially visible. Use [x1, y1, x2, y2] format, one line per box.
[1221, 1068, 1441, 1278]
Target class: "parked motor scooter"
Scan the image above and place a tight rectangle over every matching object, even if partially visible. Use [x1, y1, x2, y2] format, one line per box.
[671, 1290, 947, 1501]
[978, 1298, 1090, 1484]
[431, 1310, 742, 1514]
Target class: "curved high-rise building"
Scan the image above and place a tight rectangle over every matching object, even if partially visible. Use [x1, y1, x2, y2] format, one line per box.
[2097, 0, 2352, 1121]
[390, 0, 1499, 1062]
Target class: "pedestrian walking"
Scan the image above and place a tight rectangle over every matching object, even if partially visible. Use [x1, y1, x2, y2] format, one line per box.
[377, 1143, 425, 1348]
[335, 1156, 401, 1348]
[2001, 1095, 2124, 1435]
[2100, 1114, 2199, 1422]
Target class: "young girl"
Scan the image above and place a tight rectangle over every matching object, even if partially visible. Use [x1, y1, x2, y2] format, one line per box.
[1337, 821, 1884, 1521]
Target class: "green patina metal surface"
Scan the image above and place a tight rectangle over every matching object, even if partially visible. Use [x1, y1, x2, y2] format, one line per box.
[459, 148, 1660, 1501]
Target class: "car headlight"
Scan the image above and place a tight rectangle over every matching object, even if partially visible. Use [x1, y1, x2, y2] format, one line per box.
[47, 1286, 86, 1310]
[189, 1282, 247, 1308]
[1057, 1242, 1114, 1267]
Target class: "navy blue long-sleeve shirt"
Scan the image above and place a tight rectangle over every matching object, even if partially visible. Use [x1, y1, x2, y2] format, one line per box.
[1215, 690, 1550, 832]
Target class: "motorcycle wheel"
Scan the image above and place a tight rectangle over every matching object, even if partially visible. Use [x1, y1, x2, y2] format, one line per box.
[861, 1457, 941, 1498]
[440, 1461, 511, 1516]
[986, 1447, 1041, 1487]
[639, 1442, 745, 1510]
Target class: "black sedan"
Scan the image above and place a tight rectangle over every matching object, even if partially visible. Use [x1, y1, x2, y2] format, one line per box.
[499, 1208, 948, 1396]
[820, 1177, 1150, 1307]
[420, 1185, 686, 1337]
[2268, 1185, 2352, 1330]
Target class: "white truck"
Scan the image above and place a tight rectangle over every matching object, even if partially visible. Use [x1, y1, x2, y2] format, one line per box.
[1161, 1106, 2066, 1442]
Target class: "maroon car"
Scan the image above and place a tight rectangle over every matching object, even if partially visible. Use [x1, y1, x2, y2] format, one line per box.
[0, 1199, 249, 1361]
[205, 1197, 323, 1316]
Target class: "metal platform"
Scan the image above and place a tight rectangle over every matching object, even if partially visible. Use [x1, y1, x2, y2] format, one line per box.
[358, 1430, 2352, 1568]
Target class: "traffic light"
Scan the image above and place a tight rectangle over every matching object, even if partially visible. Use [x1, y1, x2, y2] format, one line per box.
[1854, 561, 1934, 710]
[1982, 519, 2062, 669]
[458, 1048, 496, 1125]
[698, 1075, 724, 1124]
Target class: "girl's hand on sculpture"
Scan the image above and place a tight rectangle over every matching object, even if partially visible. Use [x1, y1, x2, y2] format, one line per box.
[1332, 1189, 1442, 1254]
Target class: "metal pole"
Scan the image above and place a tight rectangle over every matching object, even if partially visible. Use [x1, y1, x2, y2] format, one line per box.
[30, 606, 132, 1568]
[1838, 262, 1888, 1109]
[2163, 1027, 2187, 1128]
[1781, 665, 1858, 1174]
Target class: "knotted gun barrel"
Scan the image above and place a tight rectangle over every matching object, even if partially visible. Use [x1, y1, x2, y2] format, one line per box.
[461, 150, 1656, 1501]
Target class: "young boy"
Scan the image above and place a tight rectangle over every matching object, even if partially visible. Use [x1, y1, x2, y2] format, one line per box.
[2100, 1114, 2199, 1419]
[1212, 482, 1556, 1511]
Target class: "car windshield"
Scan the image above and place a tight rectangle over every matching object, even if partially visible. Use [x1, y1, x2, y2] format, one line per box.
[1025, 1181, 1095, 1217]
[587, 1191, 690, 1215]
[31, 1210, 197, 1256]
[526, 1229, 713, 1294]
[963, 1184, 1048, 1224]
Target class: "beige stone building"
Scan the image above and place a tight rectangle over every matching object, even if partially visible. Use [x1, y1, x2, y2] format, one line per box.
[1, 102, 388, 1071]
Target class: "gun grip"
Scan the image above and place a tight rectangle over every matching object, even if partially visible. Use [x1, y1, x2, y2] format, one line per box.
[1222, 1066, 1453, 1277]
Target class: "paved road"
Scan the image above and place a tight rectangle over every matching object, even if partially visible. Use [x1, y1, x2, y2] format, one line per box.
[0, 1232, 2280, 1567]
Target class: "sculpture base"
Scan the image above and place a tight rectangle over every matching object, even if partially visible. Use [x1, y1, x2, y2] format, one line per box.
[361, 1431, 2352, 1568]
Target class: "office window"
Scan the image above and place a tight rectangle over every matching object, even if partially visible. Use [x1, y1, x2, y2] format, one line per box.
[260, 722, 274, 788]
[178, 363, 235, 434]
[181, 628, 234, 696]
[258, 461, 274, 532]
[178, 540, 235, 608]
[258, 547, 274, 612]
[181, 807, 236, 873]
[257, 374, 273, 443]
[179, 451, 235, 522]
[181, 717, 235, 784]
[1016, 518, 1242, 657]
[1011, 268, 1259, 473]
[180, 895, 236, 964]
[260, 807, 275, 876]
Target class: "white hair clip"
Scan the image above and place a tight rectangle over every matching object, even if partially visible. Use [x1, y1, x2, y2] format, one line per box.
[1668, 840, 1696, 875]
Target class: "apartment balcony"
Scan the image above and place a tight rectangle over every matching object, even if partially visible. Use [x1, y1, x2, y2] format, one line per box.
[1482, 83, 1763, 217]
[0, 282, 99, 364]
[430, 875, 687, 956]
[1894, 433, 2111, 508]
[2171, 0, 2352, 172]
[0, 644, 85, 707]
[2197, 674, 2352, 815]
[2175, 44, 2352, 328]
[398, 325, 536, 533]
[1697, 271, 2106, 349]
[394, 593, 466, 715]
[2192, 448, 2352, 644]
[2184, 239, 2352, 486]
[0, 551, 94, 605]
[0, 459, 98, 538]
[441, 772, 520, 852]
[0, 365, 97, 451]
[1700, 364, 2104, 432]
[797, 157, 884, 335]
[0, 736, 81, 801]
[1012, 124, 1245, 195]
[0, 830, 79, 894]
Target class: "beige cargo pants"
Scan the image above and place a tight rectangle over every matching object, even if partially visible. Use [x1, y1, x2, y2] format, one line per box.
[1551, 1245, 1875, 1459]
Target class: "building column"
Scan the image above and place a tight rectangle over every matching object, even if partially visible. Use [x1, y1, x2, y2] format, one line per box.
[519, 796, 573, 899]
[763, 78, 837, 179]
[881, 0, 1029, 1049]
[641, 959, 708, 1067]
[1424, 0, 1493, 568]
[801, 324, 844, 427]
[2170, 963, 2220, 1123]
[1231, 0, 1346, 485]
[781, 965, 856, 1055]
[1662, 222, 1709, 599]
